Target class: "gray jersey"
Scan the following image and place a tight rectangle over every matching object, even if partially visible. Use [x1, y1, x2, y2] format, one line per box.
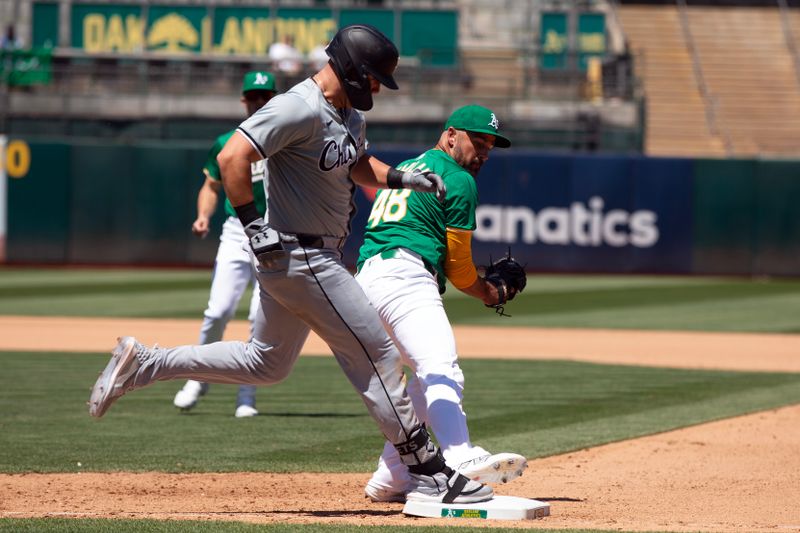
[237, 78, 366, 238]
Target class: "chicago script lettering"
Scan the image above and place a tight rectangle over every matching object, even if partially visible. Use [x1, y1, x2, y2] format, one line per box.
[318, 139, 359, 171]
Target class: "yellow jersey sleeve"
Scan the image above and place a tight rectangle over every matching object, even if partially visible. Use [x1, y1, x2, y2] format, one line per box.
[444, 228, 478, 289]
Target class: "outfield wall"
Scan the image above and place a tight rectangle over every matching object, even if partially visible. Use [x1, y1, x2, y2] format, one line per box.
[5, 139, 800, 276]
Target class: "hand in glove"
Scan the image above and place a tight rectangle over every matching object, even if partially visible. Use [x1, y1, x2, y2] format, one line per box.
[387, 168, 446, 202]
[243, 217, 283, 266]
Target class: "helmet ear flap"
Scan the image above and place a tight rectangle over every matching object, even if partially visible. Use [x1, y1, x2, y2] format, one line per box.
[327, 36, 373, 110]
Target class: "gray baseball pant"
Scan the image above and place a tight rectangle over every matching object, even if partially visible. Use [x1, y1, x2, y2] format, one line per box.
[129, 243, 420, 450]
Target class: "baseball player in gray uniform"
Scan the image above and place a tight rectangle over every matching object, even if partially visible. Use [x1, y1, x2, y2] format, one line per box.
[89, 25, 496, 504]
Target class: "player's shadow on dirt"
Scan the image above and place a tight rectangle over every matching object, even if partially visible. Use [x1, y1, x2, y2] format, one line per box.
[175, 412, 362, 418]
[534, 497, 583, 502]
[265, 412, 363, 418]
[270, 509, 400, 517]
[185, 510, 400, 517]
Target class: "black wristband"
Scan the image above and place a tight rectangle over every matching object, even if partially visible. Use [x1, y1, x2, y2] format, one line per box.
[386, 167, 404, 189]
[233, 201, 260, 227]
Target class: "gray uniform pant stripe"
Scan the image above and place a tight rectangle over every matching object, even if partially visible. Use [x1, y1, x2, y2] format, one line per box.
[133, 245, 419, 446]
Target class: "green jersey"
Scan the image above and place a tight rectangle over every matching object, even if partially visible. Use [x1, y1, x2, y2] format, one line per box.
[357, 149, 478, 293]
[204, 130, 268, 219]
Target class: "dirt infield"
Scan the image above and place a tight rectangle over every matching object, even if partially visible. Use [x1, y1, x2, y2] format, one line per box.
[2, 316, 799, 371]
[1, 316, 799, 532]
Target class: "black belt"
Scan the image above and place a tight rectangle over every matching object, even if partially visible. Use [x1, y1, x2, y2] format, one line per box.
[281, 233, 345, 249]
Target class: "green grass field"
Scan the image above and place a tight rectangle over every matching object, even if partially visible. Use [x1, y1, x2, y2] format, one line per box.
[3, 354, 799, 473]
[1, 267, 799, 332]
[1, 267, 798, 532]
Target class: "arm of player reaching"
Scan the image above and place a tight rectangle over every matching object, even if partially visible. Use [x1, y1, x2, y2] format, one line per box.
[351, 154, 446, 202]
[218, 131, 260, 213]
[192, 176, 222, 239]
[445, 227, 504, 306]
[350, 154, 390, 188]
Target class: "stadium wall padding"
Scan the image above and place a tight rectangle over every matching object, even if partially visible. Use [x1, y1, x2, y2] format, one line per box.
[6, 139, 800, 275]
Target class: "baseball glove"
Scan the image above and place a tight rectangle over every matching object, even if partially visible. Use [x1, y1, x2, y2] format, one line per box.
[484, 251, 527, 316]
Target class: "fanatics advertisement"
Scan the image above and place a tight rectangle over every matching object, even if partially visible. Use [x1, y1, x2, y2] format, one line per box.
[348, 151, 694, 274]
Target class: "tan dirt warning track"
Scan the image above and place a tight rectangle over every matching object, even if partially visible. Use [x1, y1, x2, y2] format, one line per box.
[1, 316, 799, 532]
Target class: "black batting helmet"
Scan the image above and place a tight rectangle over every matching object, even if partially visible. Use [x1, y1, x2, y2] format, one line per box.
[325, 24, 399, 111]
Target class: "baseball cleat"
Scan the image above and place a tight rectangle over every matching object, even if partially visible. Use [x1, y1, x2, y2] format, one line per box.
[456, 452, 528, 484]
[173, 380, 208, 411]
[364, 480, 407, 503]
[88, 336, 142, 418]
[406, 467, 493, 504]
[234, 405, 259, 418]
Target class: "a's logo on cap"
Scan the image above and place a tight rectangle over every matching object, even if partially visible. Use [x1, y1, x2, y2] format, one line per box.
[255, 73, 269, 85]
[489, 113, 500, 131]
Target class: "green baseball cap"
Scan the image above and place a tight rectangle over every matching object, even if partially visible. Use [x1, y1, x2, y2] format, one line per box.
[242, 71, 276, 93]
[444, 104, 511, 148]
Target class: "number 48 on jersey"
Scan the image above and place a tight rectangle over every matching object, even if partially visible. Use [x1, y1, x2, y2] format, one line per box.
[367, 189, 412, 228]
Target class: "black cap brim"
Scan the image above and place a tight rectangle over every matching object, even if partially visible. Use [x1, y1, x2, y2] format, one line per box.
[465, 127, 511, 148]
[494, 135, 511, 148]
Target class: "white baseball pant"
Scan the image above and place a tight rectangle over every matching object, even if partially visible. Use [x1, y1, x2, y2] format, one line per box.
[355, 247, 488, 492]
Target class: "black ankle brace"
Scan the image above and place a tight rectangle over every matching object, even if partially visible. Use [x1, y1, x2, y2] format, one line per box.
[395, 424, 441, 470]
[408, 449, 448, 476]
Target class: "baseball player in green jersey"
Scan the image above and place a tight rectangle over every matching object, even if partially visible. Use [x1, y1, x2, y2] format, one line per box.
[356, 105, 527, 502]
[89, 25, 494, 504]
[172, 71, 276, 417]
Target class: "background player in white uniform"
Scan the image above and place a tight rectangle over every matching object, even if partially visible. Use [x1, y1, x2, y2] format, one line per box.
[89, 25, 496, 504]
[172, 71, 276, 418]
[355, 105, 527, 502]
